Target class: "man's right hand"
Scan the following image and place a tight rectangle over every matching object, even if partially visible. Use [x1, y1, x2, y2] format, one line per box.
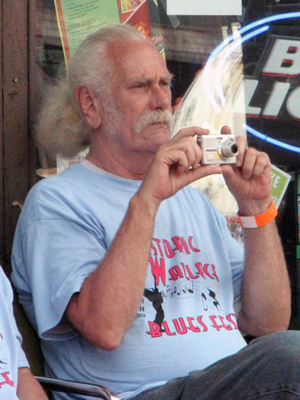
[138, 127, 223, 211]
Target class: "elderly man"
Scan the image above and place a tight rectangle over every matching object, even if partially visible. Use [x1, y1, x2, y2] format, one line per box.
[12, 24, 300, 400]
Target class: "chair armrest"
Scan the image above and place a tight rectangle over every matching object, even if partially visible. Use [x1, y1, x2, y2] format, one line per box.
[36, 376, 120, 399]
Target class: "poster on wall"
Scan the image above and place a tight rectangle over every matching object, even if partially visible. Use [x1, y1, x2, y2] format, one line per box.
[54, 0, 120, 65]
[117, 0, 151, 37]
[54, 0, 153, 67]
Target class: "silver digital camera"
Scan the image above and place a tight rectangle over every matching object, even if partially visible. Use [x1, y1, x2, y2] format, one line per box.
[197, 134, 238, 165]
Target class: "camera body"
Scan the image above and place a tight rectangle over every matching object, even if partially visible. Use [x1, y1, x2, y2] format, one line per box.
[197, 134, 238, 165]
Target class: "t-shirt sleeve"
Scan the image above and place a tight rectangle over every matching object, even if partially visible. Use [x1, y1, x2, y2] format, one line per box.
[17, 217, 107, 340]
[16, 331, 29, 369]
[0, 269, 29, 370]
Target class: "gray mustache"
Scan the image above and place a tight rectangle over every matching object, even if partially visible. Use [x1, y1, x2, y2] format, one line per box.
[134, 110, 173, 133]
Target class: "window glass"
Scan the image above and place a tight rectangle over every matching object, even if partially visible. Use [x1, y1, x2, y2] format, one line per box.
[34, 0, 300, 324]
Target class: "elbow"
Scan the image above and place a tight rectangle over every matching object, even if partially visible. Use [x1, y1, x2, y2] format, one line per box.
[264, 306, 292, 334]
[253, 321, 290, 337]
[238, 308, 291, 338]
[79, 319, 124, 351]
[66, 296, 125, 351]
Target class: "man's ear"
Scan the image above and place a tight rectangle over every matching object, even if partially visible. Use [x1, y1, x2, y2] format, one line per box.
[75, 86, 102, 129]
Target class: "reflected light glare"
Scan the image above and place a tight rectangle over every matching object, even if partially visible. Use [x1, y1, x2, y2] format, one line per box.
[203, 36, 235, 113]
[215, 26, 270, 106]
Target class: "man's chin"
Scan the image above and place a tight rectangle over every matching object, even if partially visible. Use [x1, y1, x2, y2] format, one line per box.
[137, 122, 171, 137]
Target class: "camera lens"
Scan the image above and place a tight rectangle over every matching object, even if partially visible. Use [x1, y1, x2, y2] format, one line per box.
[221, 139, 238, 158]
[231, 144, 238, 154]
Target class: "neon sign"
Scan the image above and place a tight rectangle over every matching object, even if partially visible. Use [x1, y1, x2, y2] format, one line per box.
[204, 12, 300, 154]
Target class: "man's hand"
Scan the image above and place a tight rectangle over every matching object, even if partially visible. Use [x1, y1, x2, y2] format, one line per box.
[139, 127, 223, 210]
[217, 131, 290, 336]
[221, 133, 272, 216]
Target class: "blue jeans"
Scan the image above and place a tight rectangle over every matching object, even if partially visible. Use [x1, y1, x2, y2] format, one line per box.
[132, 331, 300, 399]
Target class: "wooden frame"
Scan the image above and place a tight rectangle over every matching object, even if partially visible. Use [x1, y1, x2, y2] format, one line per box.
[1, 0, 37, 272]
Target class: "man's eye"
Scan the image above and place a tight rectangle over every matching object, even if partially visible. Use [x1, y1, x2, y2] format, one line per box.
[133, 82, 147, 89]
[160, 80, 172, 88]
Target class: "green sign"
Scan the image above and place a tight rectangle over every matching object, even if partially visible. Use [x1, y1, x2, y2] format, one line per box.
[271, 165, 291, 209]
[54, 0, 120, 63]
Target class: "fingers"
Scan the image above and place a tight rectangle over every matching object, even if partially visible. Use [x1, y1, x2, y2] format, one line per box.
[162, 136, 202, 172]
[167, 126, 270, 184]
[220, 125, 231, 135]
[161, 137, 223, 184]
[241, 149, 271, 180]
[170, 127, 210, 169]
[235, 136, 247, 167]
[171, 126, 210, 141]
[185, 164, 223, 183]
[226, 147, 271, 180]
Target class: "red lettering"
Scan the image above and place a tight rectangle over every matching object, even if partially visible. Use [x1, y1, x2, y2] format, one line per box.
[147, 321, 162, 338]
[187, 317, 200, 332]
[203, 264, 216, 280]
[148, 316, 215, 337]
[169, 265, 184, 281]
[219, 316, 233, 331]
[209, 315, 223, 331]
[0, 372, 14, 388]
[172, 236, 190, 254]
[197, 316, 208, 331]
[152, 238, 164, 257]
[226, 313, 238, 330]
[163, 240, 175, 258]
[180, 238, 190, 254]
[152, 236, 200, 257]
[162, 321, 176, 336]
[184, 264, 198, 279]
[182, 264, 190, 280]
[195, 262, 205, 278]
[150, 243, 158, 256]
[149, 257, 166, 286]
[211, 264, 219, 282]
[173, 318, 188, 334]
[188, 236, 201, 252]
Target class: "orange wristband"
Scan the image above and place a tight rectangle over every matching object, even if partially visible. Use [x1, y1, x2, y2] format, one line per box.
[237, 202, 278, 229]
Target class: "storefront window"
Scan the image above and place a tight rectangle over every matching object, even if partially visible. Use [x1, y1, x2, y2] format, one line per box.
[33, 0, 300, 326]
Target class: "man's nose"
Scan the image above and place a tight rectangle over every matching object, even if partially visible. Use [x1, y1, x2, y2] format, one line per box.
[149, 84, 171, 110]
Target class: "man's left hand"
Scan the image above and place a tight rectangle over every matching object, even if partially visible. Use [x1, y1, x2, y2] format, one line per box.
[221, 129, 272, 216]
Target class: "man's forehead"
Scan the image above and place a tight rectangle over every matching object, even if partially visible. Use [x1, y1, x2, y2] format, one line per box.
[125, 67, 172, 83]
[110, 40, 170, 78]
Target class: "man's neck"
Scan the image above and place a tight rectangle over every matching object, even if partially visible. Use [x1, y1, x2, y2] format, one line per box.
[86, 144, 154, 180]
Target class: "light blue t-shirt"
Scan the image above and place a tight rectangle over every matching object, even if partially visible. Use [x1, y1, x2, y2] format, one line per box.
[0, 268, 29, 399]
[12, 161, 246, 399]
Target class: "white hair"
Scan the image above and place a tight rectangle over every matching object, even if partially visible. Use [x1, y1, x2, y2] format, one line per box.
[36, 25, 149, 159]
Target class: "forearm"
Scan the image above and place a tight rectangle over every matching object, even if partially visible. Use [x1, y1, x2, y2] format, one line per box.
[237, 220, 291, 336]
[17, 368, 48, 400]
[67, 130, 225, 349]
[67, 191, 160, 349]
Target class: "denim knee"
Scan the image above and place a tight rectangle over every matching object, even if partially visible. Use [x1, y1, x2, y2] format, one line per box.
[249, 330, 300, 367]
